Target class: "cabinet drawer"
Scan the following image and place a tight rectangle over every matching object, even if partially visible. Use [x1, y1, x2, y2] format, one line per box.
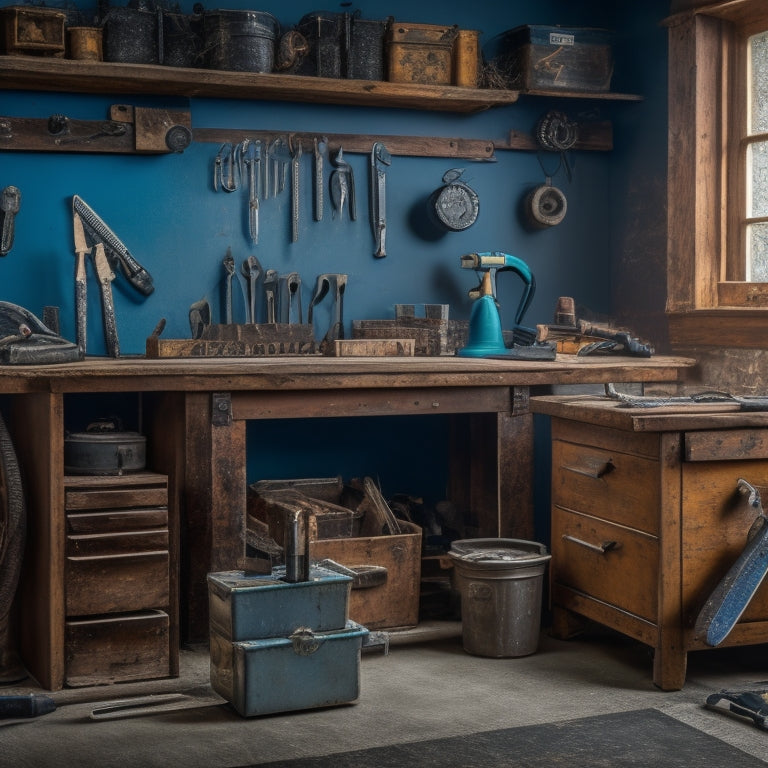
[66, 551, 169, 616]
[552, 506, 658, 622]
[67, 529, 169, 557]
[682, 460, 768, 625]
[67, 508, 168, 534]
[552, 440, 660, 535]
[65, 610, 170, 687]
[66, 486, 168, 511]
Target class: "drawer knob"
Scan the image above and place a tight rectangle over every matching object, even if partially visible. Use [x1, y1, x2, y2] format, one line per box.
[562, 457, 614, 479]
[562, 534, 620, 554]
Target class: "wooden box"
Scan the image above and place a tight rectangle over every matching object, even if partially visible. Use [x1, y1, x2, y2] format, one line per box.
[486, 25, 614, 93]
[65, 610, 170, 687]
[1, 6, 65, 56]
[386, 22, 458, 85]
[249, 481, 422, 630]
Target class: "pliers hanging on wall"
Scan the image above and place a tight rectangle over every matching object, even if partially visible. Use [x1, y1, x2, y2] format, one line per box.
[72, 207, 119, 357]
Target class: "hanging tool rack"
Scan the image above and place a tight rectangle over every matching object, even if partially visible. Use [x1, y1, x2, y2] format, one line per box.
[194, 119, 613, 161]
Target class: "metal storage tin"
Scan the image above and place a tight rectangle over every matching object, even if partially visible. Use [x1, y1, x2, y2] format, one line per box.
[207, 564, 352, 641]
[102, 6, 159, 65]
[210, 620, 368, 716]
[64, 425, 146, 475]
[386, 22, 458, 85]
[201, 9, 278, 72]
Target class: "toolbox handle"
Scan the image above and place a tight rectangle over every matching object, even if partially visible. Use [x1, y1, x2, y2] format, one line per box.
[289, 627, 323, 656]
[350, 564, 388, 589]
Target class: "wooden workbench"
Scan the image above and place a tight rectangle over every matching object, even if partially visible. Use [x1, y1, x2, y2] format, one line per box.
[2, 354, 694, 690]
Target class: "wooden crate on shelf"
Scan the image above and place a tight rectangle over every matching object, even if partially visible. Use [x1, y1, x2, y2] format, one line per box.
[1, 6, 65, 57]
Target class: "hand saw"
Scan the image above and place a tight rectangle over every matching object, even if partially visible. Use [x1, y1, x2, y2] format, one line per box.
[694, 478, 768, 646]
[72, 195, 154, 296]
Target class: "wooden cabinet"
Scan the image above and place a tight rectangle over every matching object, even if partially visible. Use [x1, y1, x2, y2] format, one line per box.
[532, 395, 768, 691]
[55, 473, 173, 687]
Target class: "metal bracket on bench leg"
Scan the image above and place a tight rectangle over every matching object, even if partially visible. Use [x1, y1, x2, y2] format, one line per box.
[211, 392, 232, 427]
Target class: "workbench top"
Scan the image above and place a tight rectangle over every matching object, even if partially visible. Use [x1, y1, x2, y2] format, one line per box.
[531, 392, 768, 432]
[0, 354, 696, 394]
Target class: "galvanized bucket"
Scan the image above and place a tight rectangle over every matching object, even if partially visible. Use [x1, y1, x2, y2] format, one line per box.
[202, 9, 279, 72]
[449, 538, 551, 658]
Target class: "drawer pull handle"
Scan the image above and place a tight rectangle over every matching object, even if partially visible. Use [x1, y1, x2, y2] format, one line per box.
[562, 535, 620, 554]
[562, 458, 614, 479]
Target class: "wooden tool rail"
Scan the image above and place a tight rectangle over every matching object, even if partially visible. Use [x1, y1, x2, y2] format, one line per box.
[0, 105, 192, 154]
[194, 120, 613, 161]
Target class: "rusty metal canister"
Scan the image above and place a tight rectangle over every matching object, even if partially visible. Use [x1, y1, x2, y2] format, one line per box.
[102, 5, 159, 64]
[386, 22, 458, 85]
[67, 26, 103, 61]
[453, 29, 480, 87]
[202, 9, 279, 73]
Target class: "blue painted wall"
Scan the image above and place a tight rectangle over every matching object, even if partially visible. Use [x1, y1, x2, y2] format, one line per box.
[0, 0, 670, 524]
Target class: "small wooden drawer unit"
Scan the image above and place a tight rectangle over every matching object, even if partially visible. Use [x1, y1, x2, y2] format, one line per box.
[532, 394, 768, 690]
[63, 472, 172, 686]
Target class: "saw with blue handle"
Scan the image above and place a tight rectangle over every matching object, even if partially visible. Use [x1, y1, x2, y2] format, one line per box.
[694, 478, 768, 647]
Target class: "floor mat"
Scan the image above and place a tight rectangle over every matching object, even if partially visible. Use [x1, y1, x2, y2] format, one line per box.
[239, 708, 766, 767]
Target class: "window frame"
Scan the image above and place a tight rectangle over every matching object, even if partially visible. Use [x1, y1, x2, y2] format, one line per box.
[667, 0, 768, 347]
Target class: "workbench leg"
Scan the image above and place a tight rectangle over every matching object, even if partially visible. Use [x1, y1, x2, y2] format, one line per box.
[653, 643, 687, 692]
[182, 392, 246, 643]
[550, 605, 588, 640]
[448, 387, 533, 539]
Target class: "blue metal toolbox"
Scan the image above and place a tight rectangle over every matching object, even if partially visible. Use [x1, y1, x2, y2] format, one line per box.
[210, 620, 368, 717]
[207, 564, 352, 641]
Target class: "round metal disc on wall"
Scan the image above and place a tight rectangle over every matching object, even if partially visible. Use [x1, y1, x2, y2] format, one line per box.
[431, 181, 480, 232]
[525, 183, 567, 228]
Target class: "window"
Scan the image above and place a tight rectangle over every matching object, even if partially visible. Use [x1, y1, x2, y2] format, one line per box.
[667, 0, 768, 347]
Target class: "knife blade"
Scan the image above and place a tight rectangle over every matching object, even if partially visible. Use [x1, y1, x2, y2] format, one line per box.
[92, 242, 120, 357]
[72, 211, 90, 356]
[72, 195, 154, 296]
[694, 479, 768, 646]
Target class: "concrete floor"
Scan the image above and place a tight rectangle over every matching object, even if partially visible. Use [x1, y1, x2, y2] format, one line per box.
[2, 621, 768, 767]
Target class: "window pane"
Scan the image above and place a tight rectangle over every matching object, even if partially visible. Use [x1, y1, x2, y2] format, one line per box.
[748, 140, 768, 217]
[747, 222, 768, 281]
[750, 31, 768, 134]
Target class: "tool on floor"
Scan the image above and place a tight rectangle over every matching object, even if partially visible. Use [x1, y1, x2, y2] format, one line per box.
[694, 479, 768, 647]
[370, 142, 390, 258]
[0, 185, 20, 256]
[705, 687, 768, 730]
[457, 251, 554, 359]
[89, 693, 207, 720]
[72, 195, 154, 297]
[308, 273, 347, 348]
[0, 693, 56, 719]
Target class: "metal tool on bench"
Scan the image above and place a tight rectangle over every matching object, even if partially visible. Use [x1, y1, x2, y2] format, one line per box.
[72, 194, 156, 357]
[308, 273, 347, 348]
[241, 255, 262, 323]
[370, 142, 390, 258]
[694, 478, 768, 647]
[457, 251, 555, 359]
[222, 248, 236, 324]
[277, 272, 302, 324]
[263, 269, 278, 323]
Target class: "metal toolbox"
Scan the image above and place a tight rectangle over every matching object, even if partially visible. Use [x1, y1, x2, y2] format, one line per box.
[485, 25, 614, 92]
[207, 564, 352, 641]
[386, 21, 458, 85]
[210, 620, 368, 717]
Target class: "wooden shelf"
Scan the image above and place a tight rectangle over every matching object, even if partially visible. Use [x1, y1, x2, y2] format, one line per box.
[0, 55, 520, 113]
[0, 56, 642, 112]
